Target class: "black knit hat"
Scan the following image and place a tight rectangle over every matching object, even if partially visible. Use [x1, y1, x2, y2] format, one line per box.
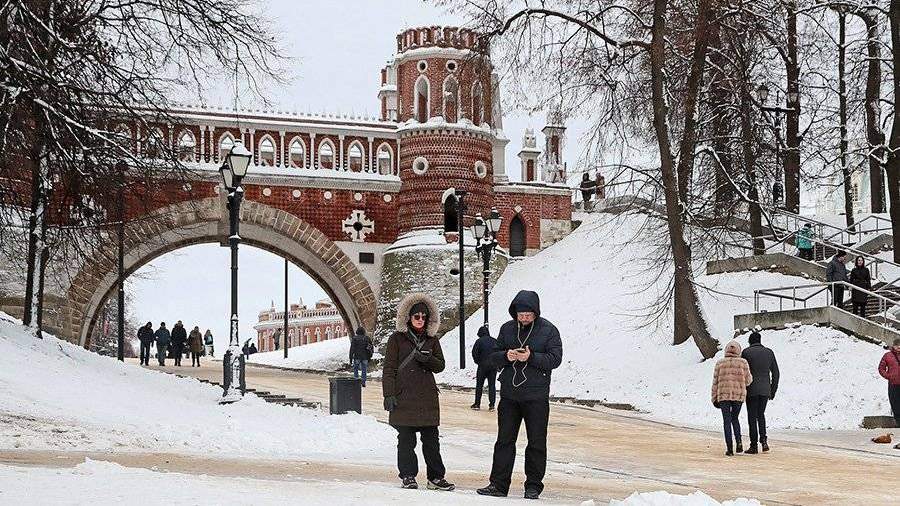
[749, 331, 762, 344]
[477, 325, 491, 338]
[409, 302, 430, 318]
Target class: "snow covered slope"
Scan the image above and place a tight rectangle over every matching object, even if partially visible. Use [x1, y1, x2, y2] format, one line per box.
[0, 313, 393, 460]
[438, 213, 888, 430]
[248, 336, 352, 371]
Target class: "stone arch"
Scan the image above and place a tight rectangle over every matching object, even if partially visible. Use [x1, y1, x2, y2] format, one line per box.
[56, 197, 377, 348]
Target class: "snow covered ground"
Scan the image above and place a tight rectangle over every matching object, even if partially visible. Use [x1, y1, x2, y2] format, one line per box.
[438, 213, 889, 430]
[247, 336, 358, 371]
[0, 459, 760, 506]
[0, 312, 394, 461]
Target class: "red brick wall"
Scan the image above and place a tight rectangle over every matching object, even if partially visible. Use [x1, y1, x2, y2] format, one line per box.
[494, 191, 571, 250]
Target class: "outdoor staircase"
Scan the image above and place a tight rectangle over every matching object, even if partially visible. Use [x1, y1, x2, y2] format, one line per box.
[176, 374, 322, 410]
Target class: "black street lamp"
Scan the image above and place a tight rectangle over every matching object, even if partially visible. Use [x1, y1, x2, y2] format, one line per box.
[219, 140, 252, 404]
[472, 208, 502, 325]
[454, 189, 467, 369]
[755, 83, 795, 209]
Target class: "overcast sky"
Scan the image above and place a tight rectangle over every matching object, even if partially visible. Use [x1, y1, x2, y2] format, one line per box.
[131, 0, 592, 352]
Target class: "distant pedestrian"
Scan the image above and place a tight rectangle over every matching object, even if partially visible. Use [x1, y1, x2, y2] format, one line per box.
[153, 322, 170, 366]
[595, 172, 606, 199]
[470, 325, 498, 411]
[478, 290, 563, 500]
[878, 339, 900, 428]
[248, 343, 257, 354]
[349, 326, 374, 387]
[188, 326, 203, 367]
[849, 256, 872, 318]
[137, 322, 154, 366]
[741, 332, 779, 454]
[826, 251, 849, 309]
[712, 340, 753, 456]
[242, 340, 250, 358]
[579, 173, 595, 209]
[381, 293, 454, 492]
[170, 321, 187, 366]
[203, 329, 214, 357]
[796, 223, 814, 261]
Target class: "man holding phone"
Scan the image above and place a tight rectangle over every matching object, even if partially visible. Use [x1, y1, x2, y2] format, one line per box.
[477, 290, 563, 500]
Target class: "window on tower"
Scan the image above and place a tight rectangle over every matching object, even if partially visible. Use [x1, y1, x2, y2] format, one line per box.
[289, 139, 305, 168]
[472, 82, 484, 125]
[259, 137, 275, 166]
[443, 76, 459, 123]
[377, 144, 393, 175]
[218, 134, 234, 162]
[319, 141, 334, 169]
[415, 76, 430, 123]
[348, 143, 363, 171]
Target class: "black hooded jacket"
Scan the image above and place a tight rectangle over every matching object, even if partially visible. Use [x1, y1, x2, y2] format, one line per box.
[472, 326, 498, 368]
[489, 290, 563, 400]
[349, 327, 373, 361]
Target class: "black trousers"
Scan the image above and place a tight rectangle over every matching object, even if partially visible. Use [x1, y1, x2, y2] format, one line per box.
[139, 341, 152, 365]
[719, 400, 743, 451]
[191, 352, 201, 366]
[746, 395, 769, 445]
[489, 397, 550, 495]
[889, 384, 900, 427]
[798, 248, 813, 261]
[173, 346, 182, 366]
[394, 425, 445, 481]
[832, 285, 845, 309]
[474, 366, 496, 408]
[852, 301, 867, 317]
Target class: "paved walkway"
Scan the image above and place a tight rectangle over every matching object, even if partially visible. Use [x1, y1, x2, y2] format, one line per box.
[3, 359, 898, 505]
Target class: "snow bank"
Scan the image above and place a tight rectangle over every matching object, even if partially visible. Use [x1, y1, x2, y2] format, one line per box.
[606, 490, 760, 506]
[438, 213, 888, 430]
[0, 313, 394, 460]
[247, 336, 366, 371]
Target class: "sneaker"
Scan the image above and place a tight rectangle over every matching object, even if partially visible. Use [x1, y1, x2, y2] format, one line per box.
[476, 484, 507, 497]
[762, 441, 770, 452]
[470, 403, 480, 410]
[427, 478, 455, 491]
[401, 476, 418, 489]
[745, 445, 758, 455]
[524, 488, 541, 500]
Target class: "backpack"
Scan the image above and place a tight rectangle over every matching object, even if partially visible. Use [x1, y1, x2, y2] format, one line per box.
[365, 339, 374, 359]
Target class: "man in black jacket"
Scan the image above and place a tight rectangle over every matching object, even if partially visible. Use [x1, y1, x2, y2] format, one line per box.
[137, 322, 154, 366]
[471, 325, 498, 411]
[742, 331, 780, 454]
[349, 327, 374, 387]
[477, 290, 563, 500]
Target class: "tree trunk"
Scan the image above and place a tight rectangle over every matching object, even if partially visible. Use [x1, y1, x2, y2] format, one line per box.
[784, 1, 801, 214]
[651, 0, 719, 359]
[838, 12, 855, 230]
[888, 0, 900, 262]
[858, 10, 886, 214]
[741, 84, 764, 255]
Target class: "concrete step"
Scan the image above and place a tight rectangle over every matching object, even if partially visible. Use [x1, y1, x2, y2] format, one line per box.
[861, 416, 899, 429]
[734, 306, 899, 346]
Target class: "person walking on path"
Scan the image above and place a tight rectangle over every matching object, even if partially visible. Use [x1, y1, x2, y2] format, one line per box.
[153, 322, 170, 366]
[826, 251, 849, 309]
[712, 340, 753, 456]
[170, 321, 187, 366]
[796, 223, 814, 261]
[381, 293, 454, 492]
[203, 329, 214, 357]
[471, 325, 498, 411]
[477, 290, 563, 500]
[849, 256, 872, 318]
[137, 322, 154, 366]
[741, 332, 779, 454]
[349, 326, 374, 387]
[878, 339, 900, 428]
[188, 326, 203, 367]
[579, 173, 595, 210]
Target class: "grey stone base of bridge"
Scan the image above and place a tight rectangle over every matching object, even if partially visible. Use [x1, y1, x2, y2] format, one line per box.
[707, 252, 826, 280]
[861, 416, 899, 429]
[734, 306, 897, 346]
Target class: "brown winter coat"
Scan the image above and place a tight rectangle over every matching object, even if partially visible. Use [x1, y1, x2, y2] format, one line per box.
[188, 329, 204, 354]
[381, 293, 445, 427]
[711, 340, 753, 404]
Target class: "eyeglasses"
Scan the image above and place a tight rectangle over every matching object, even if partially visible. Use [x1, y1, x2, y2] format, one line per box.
[411, 313, 427, 321]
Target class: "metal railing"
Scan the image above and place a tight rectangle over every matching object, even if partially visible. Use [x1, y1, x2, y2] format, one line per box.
[822, 214, 894, 246]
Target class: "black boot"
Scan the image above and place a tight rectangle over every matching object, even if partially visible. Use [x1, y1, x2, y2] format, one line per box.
[762, 440, 770, 452]
[477, 484, 507, 497]
[725, 449, 734, 456]
[470, 403, 480, 410]
[736, 441, 744, 454]
[745, 445, 759, 454]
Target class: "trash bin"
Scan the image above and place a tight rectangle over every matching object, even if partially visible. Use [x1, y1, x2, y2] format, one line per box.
[329, 377, 362, 415]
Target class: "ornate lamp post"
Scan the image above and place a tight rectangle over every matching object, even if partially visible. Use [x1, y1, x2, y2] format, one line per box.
[755, 83, 796, 209]
[472, 208, 502, 325]
[219, 140, 252, 404]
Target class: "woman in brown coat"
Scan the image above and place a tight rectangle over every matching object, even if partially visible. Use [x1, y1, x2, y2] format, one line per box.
[711, 340, 753, 456]
[188, 326, 204, 367]
[382, 293, 454, 492]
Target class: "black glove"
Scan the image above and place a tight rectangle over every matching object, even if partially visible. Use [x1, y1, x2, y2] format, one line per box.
[769, 394, 776, 401]
[414, 350, 431, 363]
[383, 396, 398, 412]
[713, 401, 721, 409]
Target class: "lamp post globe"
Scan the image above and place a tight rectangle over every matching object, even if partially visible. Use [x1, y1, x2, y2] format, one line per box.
[219, 163, 235, 190]
[227, 141, 252, 178]
[487, 207, 502, 235]
[472, 213, 487, 240]
[755, 83, 769, 104]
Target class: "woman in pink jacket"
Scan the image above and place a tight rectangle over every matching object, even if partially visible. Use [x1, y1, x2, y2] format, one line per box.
[878, 338, 900, 428]
[712, 340, 753, 456]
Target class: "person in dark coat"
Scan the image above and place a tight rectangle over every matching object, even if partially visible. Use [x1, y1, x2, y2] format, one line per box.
[826, 251, 849, 309]
[137, 322, 154, 366]
[170, 321, 187, 366]
[248, 343, 257, 354]
[471, 325, 498, 411]
[153, 322, 170, 366]
[579, 173, 595, 209]
[188, 326, 204, 367]
[349, 326, 374, 386]
[849, 256, 872, 317]
[381, 293, 454, 492]
[741, 331, 780, 454]
[477, 290, 563, 500]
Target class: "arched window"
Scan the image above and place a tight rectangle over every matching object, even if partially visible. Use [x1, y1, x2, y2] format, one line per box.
[303, 328, 310, 345]
[377, 143, 394, 175]
[509, 215, 526, 257]
[472, 82, 484, 125]
[114, 124, 132, 150]
[414, 76, 430, 123]
[443, 76, 459, 123]
[219, 133, 235, 162]
[315, 328, 322, 343]
[348, 142, 364, 172]
[177, 130, 195, 162]
[443, 193, 458, 233]
[146, 128, 165, 159]
[318, 140, 334, 169]
[258, 136, 275, 166]
[289, 138, 305, 168]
